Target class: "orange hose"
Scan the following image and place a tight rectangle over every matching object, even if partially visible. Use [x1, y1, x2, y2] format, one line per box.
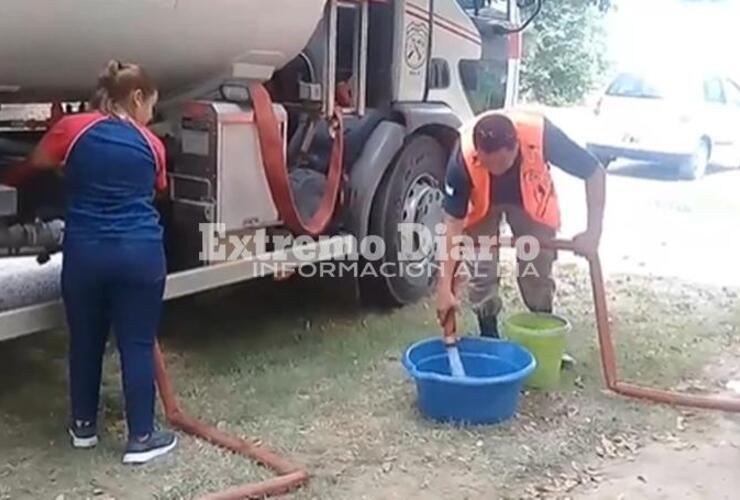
[445, 238, 740, 412]
[249, 83, 344, 237]
[580, 251, 740, 412]
[586, 253, 618, 389]
[153, 345, 310, 499]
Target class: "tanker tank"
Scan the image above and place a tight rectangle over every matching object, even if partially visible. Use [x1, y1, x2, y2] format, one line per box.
[0, 0, 326, 102]
[1, 0, 330, 312]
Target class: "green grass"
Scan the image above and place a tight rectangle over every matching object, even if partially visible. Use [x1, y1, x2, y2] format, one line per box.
[1, 268, 739, 499]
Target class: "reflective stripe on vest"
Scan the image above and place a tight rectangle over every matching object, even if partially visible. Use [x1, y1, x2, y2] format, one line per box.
[459, 109, 561, 230]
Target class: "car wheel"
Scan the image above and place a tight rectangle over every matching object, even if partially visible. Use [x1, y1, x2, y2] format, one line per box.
[677, 139, 710, 180]
[360, 135, 447, 307]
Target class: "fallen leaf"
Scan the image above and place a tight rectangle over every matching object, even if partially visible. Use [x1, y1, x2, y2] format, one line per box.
[725, 380, 740, 394]
[676, 416, 686, 432]
[600, 435, 617, 458]
[560, 475, 581, 492]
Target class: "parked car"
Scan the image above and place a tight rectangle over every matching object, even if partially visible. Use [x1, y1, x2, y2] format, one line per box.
[587, 71, 740, 180]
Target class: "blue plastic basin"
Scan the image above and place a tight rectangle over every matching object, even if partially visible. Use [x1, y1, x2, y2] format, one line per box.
[402, 337, 536, 425]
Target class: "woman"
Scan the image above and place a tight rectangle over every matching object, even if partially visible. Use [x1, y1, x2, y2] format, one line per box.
[29, 60, 176, 465]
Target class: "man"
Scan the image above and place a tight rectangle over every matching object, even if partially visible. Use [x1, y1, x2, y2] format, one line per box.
[436, 109, 606, 341]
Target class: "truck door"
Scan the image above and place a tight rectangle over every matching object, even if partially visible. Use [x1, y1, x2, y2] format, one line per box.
[393, 0, 435, 103]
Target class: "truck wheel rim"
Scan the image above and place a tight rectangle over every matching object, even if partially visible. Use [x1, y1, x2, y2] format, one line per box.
[398, 173, 444, 287]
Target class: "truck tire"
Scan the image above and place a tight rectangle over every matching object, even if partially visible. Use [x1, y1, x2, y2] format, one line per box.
[360, 135, 447, 307]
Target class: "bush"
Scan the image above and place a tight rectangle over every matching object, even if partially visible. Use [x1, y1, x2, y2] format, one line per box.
[521, 0, 611, 106]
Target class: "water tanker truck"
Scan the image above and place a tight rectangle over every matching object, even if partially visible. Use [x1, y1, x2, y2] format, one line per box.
[0, 0, 536, 341]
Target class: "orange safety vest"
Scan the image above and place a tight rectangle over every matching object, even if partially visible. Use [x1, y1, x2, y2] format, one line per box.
[459, 109, 561, 231]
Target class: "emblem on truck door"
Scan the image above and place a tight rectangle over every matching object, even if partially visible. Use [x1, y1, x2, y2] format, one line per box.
[405, 21, 429, 72]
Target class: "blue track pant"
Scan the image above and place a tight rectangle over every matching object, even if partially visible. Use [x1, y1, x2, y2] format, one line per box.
[62, 239, 166, 438]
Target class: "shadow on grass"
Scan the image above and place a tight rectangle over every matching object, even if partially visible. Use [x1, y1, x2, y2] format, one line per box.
[161, 275, 367, 347]
[608, 160, 733, 182]
[0, 275, 412, 430]
[0, 329, 67, 421]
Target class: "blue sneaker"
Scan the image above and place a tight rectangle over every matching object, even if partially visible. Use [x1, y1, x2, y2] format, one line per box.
[123, 430, 177, 465]
[68, 420, 98, 449]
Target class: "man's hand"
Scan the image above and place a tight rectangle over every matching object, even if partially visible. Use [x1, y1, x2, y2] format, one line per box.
[436, 289, 460, 344]
[436, 215, 465, 344]
[571, 230, 601, 257]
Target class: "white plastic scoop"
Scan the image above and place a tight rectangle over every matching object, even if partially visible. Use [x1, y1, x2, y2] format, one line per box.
[443, 309, 466, 378]
[447, 344, 466, 377]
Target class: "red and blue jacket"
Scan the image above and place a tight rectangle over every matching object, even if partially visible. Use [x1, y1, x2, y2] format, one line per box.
[34, 112, 167, 241]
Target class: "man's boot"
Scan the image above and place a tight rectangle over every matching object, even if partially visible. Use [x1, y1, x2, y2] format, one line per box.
[477, 313, 499, 339]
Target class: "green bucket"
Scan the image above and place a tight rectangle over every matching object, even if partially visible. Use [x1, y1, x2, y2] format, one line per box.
[503, 312, 570, 390]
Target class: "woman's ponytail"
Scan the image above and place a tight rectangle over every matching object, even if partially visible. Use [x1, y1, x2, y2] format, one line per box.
[90, 60, 156, 116]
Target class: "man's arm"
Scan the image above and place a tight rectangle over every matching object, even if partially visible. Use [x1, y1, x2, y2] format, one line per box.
[585, 165, 606, 237]
[437, 214, 464, 331]
[436, 143, 471, 341]
[543, 118, 606, 255]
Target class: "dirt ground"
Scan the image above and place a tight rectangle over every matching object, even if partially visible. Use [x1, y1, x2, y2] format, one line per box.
[2, 113, 740, 499]
[573, 426, 740, 500]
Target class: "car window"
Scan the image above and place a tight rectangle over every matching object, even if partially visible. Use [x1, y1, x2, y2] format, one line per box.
[724, 80, 740, 106]
[703, 78, 726, 104]
[606, 73, 666, 99]
[459, 59, 508, 114]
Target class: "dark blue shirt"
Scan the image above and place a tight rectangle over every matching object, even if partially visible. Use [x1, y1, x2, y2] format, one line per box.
[38, 113, 167, 241]
[443, 117, 601, 219]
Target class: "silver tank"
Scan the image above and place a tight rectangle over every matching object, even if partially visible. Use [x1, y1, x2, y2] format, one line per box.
[0, 0, 326, 102]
